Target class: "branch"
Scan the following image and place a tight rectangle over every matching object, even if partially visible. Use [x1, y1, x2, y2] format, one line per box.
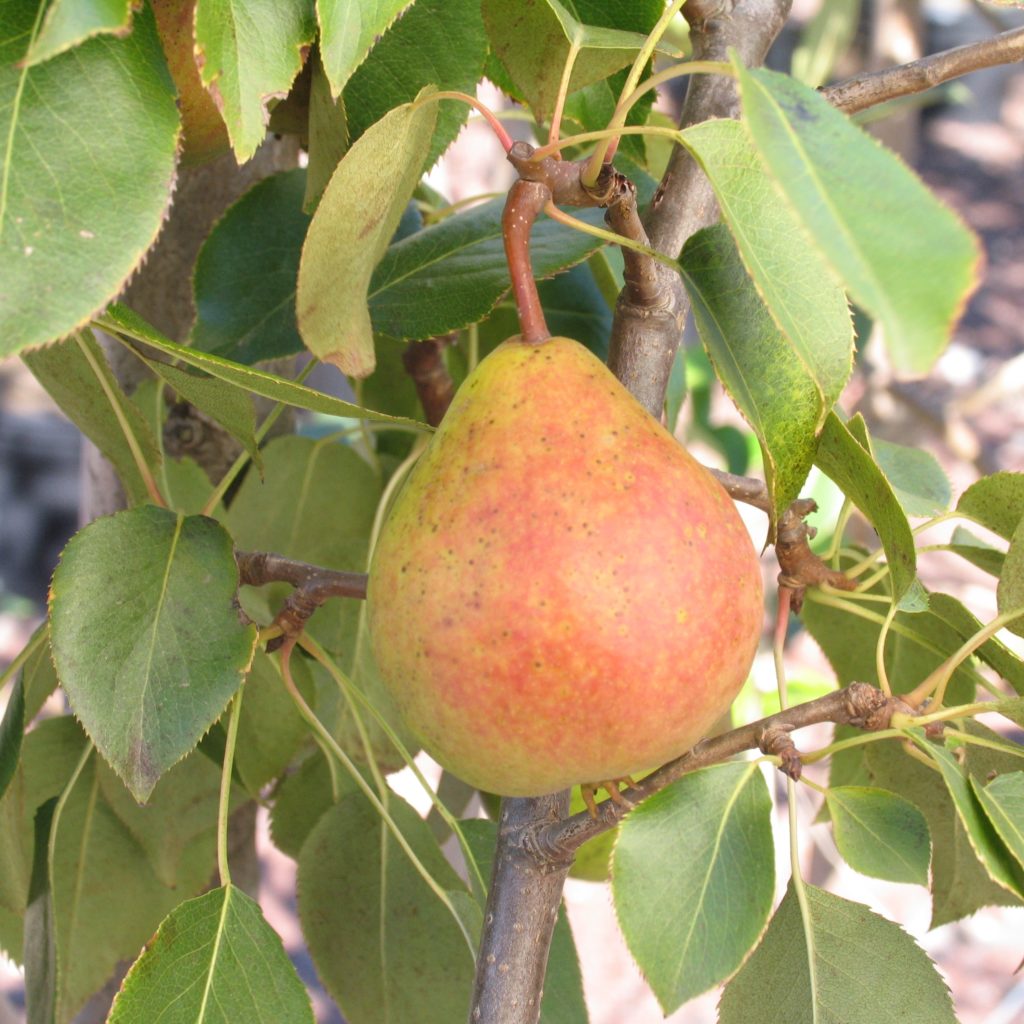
[823, 26, 1024, 114]
[403, 336, 456, 428]
[535, 682, 909, 854]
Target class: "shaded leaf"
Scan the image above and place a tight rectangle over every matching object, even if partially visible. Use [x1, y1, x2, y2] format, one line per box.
[680, 224, 824, 533]
[719, 882, 956, 1023]
[872, 438, 951, 517]
[317, 0, 409, 96]
[23, 0, 133, 65]
[23, 330, 161, 507]
[998, 518, 1024, 637]
[193, 0, 316, 161]
[0, 674, 25, 802]
[298, 792, 474, 1024]
[945, 525, 1005, 577]
[482, 0, 670, 124]
[865, 735, 1021, 927]
[49, 506, 257, 801]
[369, 198, 611, 342]
[343, 0, 487, 166]
[108, 885, 313, 1023]
[612, 761, 774, 1012]
[814, 413, 916, 599]
[269, 750, 349, 858]
[956, 472, 1024, 540]
[304, 49, 348, 212]
[0, 3, 179, 353]
[99, 304, 430, 428]
[297, 94, 437, 376]
[826, 786, 930, 885]
[973, 772, 1024, 872]
[193, 169, 310, 365]
[737, 63, 981, 375]
[25, 797, 57, 1024]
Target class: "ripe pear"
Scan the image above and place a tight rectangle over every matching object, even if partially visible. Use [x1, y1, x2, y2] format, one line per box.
[366, 336, 763, 797]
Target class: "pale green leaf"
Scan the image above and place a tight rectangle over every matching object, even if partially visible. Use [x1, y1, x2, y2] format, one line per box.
[0, 3, 179, 353]
[736, 64, 981, 375]
[719, 882, 956, 1023]
[872, 438, 952, 517]
[108, 885, 313, 1023]
[612, 761, 774, 1013]
[23, 331, 161, 506]
[298, 792, 475, 1024]
[815, 413, 916, 598]
[99, 304, 430, 428]
[193, 169, 310, 364]
[317, 0, 410, 96]
[482, 0, 672, 124]
[973, 772, 1024, 871]
[679, 224, 824, 533]
[50, 748, 216, 1023]
[826, 786, 930, 885]
[297, 94, 437, 376]
[23, 0, 133, 66]
[956, 472, 1024, 540]
[194, 0, 316, 161]
[304, 51, 348, 212]
[945, 525, 1005, 577]
[0, 674, 25, 803]
[49, 506, 257, 801]
[906, 731, 1024, 900]
[997, 518, 1024, 637]
[679, 118, 853, 411]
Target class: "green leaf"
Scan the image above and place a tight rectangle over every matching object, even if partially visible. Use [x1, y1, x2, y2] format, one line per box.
[108, 884, 314, 1024]
[612, 761, 774, 1013]
[814, 413, 916, 599]
[956, 472, 1024, 540]
[736, 64, 981, 375]
[927, 592, 1024, 695]
[269, 749, 349, 858]
[303, 50, 348, 212]
[0, 717, 87, 965]
[973, 772, 1024, 873]
[22, 0, 133, 66]
[679, 119, 852, 410]
[23, 331, 162, 506]
[193, 0, 316, 161]
[0, 674, 25, 802]
[98, 304, 430, 428]
[343, 0, 487, 166]
[826, 786, 930, 885]
[871, 438, 952, 517]
[134, 355, 261, 469]
[298, 792, 475, 1024]
[317, 0, 409, 96]
[906, 732, 1024, 901]
[193, 169, 310, 364]
[864, 735, 1021, 927]
[233, 651, 315, 793]
[998, 518, 1024, 637]
[370, 198, 611, 342]
[18, 629, 58, 724]
[719, 881, 956, 1023]
[455, 819, 587, 1024]
[297, 94, 437, 376]
[24, 797, 56, 1024]
[945, 525, 1005, 577]
[482, 0, 669, 124]
[0, 2, 179, 354]
[679, 224, 826, 532]
[96, 752, 222, 888]
[50, 748, 217, 1022]
[49, 506, 257, 802]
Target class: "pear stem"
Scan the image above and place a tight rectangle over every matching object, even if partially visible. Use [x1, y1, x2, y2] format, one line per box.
[502, 179, 551, 344]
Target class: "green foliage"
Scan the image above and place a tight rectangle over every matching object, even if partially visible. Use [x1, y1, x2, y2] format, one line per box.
[49, 506, 257, 801]
[316, 0, 409, 97]
[612, 762, 774, 1012]
[108, 885, 314, 1023]
[0, 1, 179, 355]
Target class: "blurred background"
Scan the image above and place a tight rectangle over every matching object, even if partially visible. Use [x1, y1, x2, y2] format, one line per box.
[2, 0, 1023, 1020]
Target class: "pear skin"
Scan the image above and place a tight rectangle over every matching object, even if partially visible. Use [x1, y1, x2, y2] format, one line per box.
[367, 336, 763, 796]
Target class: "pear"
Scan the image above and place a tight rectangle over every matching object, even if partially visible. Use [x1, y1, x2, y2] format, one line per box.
[366, 336, 763, 797]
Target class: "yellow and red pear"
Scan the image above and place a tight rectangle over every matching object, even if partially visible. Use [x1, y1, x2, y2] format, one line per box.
[366, 336, 763, 796]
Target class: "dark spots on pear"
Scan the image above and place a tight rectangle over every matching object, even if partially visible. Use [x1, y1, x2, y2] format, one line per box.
[533, 660, 543, 669]
[442, 616, 454, 628]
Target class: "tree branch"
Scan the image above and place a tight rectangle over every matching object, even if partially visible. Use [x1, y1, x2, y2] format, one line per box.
[403, 336, 456, 428]
[535, 683, 908, 855]
[823, 26, 1024, 114]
